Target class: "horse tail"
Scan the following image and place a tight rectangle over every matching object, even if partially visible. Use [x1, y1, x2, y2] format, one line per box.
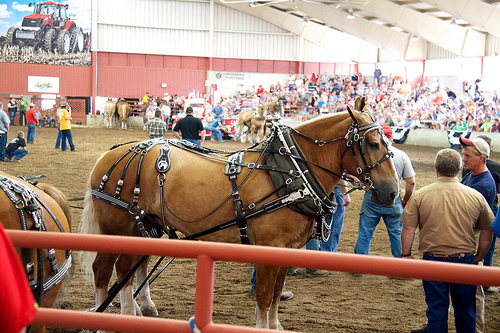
[79, 172, 101, 281]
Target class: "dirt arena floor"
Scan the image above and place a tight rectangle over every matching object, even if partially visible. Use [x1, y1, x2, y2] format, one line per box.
[3, 123, 500, 332]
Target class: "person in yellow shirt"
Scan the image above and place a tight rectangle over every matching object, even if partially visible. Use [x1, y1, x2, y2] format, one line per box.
[142, 92, 151, 103]
[56, 101, 75, 151]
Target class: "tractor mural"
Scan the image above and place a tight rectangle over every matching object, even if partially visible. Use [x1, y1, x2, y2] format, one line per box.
[6, 1, 87, 54]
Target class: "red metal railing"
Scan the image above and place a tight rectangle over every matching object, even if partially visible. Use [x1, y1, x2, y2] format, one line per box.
[6, 230, 500, 333]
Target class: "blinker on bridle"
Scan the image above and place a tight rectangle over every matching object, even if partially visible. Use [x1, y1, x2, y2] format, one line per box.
[341, 122, 393, 190]
[291, 121, 393, 191]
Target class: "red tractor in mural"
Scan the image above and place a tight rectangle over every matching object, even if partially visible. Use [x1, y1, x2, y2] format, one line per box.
[6, 1, 85, 54]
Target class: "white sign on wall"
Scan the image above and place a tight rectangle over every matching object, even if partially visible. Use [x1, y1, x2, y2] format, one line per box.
[28, 76, 60, 94]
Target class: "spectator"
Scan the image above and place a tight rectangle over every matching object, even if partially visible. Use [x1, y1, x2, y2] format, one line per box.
[7, 97, 17, 125]
[173, 106, 205, 146]
[459, 136, 497, 333]
[56, 101, 75, 152]
[26, 103, 38, 144]
[479, 116, 494, 132]
[402, 148, 494, 333]
[374, 66, 382, 87]
[203, 111, 222, 142]
[211, 102, 224, 120]
[160, 102, 171, 132]
[17, 96, 28, 126]
[0, 102, 10, 162]
[44, 109, 54, 128]
[354, 126, 416, 259]
[6, 131, 28, 162]
[147, 110, 166, 139]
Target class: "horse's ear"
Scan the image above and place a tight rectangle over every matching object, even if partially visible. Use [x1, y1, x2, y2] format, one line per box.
[353, 97, 366, 111]
[347, 105, 362, 123]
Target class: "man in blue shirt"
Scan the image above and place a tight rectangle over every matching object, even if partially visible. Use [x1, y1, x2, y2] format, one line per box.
[211, 102, 224, 121]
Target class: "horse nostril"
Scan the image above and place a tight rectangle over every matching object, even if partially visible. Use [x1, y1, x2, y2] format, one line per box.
[389, 191, 396, 202]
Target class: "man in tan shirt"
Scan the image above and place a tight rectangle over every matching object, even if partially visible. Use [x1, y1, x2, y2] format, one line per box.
[401, 148, 494, 333]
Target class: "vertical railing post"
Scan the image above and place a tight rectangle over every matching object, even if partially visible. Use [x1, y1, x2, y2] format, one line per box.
[194, 254, 215, 329]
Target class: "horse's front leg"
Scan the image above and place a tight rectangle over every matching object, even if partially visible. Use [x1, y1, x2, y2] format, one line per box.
[269, 266, 287, 330]
[136, 256, 159, 317]
[255, 264, 281, 329]
[115, 254, 142, 316]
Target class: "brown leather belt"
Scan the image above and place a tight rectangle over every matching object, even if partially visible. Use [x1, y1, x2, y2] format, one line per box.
[424, 252, 473, 258]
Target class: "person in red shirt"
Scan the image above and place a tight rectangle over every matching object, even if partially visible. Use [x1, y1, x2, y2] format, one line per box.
[26, 103, 38, 144]
[256, 84, 264, 96]
[0, 223, 37, 333]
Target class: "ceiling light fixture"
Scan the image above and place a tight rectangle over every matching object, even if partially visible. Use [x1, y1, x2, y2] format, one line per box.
[410, 34, 419, 41]
[347, 8, 355, 19]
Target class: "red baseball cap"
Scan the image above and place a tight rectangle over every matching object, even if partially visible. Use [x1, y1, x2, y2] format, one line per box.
[382, 126, 393, 139]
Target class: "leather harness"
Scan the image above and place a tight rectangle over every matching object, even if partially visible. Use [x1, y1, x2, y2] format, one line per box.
[0, 176, 72, 306]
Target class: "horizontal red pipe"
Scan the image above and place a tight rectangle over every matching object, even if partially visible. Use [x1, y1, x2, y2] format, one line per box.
[34, 308, 287, 333]
[7, 230, 500, 286]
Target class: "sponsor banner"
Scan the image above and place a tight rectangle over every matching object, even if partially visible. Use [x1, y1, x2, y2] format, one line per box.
[28, 76, 59, 93]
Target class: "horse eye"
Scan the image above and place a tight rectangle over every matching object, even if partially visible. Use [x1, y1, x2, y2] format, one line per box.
[369, 142, 380, 150]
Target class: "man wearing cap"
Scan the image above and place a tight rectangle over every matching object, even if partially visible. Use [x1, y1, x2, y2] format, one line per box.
[56, 101, 75, 152]
[18, 96, 28, 126]
[26, 103, 38, 144]
[459, 136, 496, 333]
[173, 106, 205, 146]
[353, 126, 416, 259]
[402, 148, 494, 333]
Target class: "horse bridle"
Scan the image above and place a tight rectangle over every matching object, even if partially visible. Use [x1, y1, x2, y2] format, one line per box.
[291, 121, 393, 190]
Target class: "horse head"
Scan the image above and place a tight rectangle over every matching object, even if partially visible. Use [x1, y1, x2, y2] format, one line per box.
[344, 98, 398, 206]
[256, 104, 266, 119]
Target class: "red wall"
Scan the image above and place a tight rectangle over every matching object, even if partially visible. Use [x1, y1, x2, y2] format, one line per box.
[0, 52, 355, 106]
[0, 62, 92, 97]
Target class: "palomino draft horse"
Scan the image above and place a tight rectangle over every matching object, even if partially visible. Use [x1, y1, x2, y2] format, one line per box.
[116, 98, 130, 129]
[80, 97, 398, 330]
[234, 104, 267, 143]
[103, 98, 117, 128]
[0, 172, 72, 333]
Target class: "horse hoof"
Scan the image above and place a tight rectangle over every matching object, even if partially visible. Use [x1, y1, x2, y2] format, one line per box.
[141, 305, 159, 317]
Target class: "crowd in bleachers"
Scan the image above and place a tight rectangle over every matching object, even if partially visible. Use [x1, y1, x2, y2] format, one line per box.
[151, 72, 500, 132]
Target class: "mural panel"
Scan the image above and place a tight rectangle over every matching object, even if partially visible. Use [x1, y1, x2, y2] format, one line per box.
[0, 0, 91, 66]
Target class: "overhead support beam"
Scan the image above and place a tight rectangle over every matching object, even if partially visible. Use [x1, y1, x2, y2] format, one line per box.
[421, 0, 500, 39]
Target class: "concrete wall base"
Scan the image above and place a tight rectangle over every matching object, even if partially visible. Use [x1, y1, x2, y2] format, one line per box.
[87, 115, 144, 128]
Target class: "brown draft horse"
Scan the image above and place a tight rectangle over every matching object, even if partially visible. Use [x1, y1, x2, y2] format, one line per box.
[80, 97, 398, 330]
[234, 104, 267, 143]
[103, 98, 117, 129]
[116, 98, 130, 129]
[0, 172, 72, 333]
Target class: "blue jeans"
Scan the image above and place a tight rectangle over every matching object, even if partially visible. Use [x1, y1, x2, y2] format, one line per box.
[183, 138, 200, 146]
[8, 110, 16, 125]
[306, 187, 345, 272]
[7, 149, 28, 161]
[61, 129, 75, 151]
[423, 254, 476, 333]
[205, 123, 222, 141]
[27, 123, 36, 143]
[354, 192, 403, 257]
[0, 133, 7, 160]
[164, 116, 170, 132]
[46, 117, 53, 128]
[19, 110, 26, 126]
